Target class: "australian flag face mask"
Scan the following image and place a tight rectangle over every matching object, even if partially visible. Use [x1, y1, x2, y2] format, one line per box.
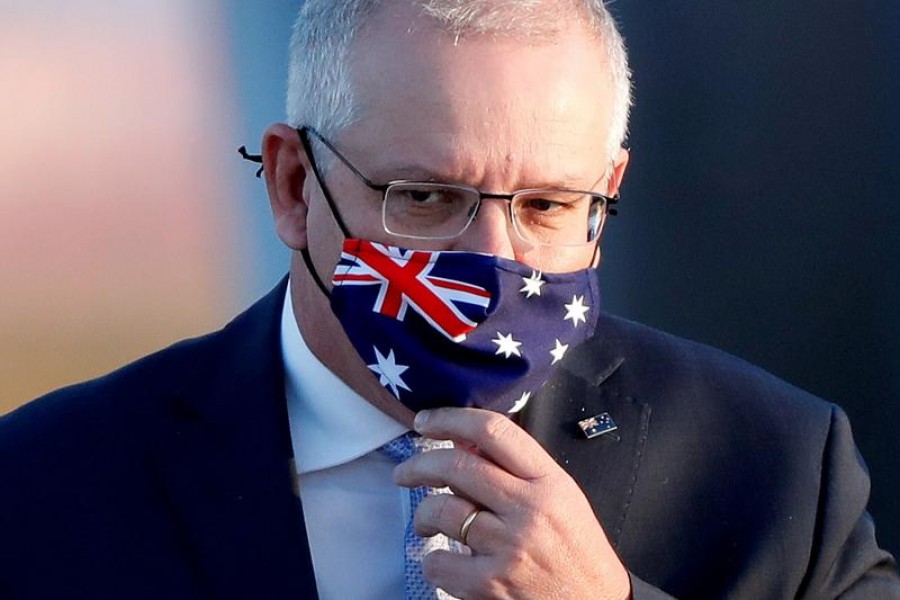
[323, 238, 601, 414]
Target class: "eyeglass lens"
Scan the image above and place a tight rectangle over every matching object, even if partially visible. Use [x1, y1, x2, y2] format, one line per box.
[382, 183, 605, 246]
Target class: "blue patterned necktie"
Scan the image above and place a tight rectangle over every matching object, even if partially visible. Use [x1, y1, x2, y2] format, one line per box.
[381, 432, 462, 600]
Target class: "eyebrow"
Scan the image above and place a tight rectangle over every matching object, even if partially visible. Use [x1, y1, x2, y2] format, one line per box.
[367, 162, 602, 191]
[367, 163, 444, 182]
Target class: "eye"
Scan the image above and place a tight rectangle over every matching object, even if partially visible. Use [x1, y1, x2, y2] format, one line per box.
[522, 197, 565, 212]
[518, 192, 582, 215]
[389, 183, 471, 209]
[383, 183, 475, 237]
[406, 189, 448, 204]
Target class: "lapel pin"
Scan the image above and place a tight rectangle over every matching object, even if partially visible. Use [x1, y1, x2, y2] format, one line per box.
[578, 412, 618, 439]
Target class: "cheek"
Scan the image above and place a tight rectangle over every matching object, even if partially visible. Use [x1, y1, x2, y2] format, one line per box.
[305, 186, 394, 274]
[304, 198, 346, 275]
[320, 178, 388, 242]
[514, 243, 597, 274]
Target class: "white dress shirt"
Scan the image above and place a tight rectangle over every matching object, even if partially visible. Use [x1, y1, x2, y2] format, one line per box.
[281, 283, 411, 600]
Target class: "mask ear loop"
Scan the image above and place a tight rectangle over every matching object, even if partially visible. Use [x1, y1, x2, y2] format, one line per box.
[300, 247, 332, 298]
[297, 127, 354, 239]
[294, 127, 357, 299]
[238, 133, 344, 299]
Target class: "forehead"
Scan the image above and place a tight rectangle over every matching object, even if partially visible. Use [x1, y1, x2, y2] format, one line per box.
[341, 3, 615, 185]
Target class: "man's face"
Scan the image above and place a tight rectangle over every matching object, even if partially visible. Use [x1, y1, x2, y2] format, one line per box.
[303, 3, 628, 275]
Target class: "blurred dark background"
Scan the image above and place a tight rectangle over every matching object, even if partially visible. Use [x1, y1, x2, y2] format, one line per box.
[604, 2, 900, 556]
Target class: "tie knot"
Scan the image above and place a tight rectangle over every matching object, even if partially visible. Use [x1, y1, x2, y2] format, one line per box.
[380, 432, 452, 463]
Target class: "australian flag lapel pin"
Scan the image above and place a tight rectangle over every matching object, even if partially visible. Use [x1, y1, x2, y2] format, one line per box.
[578, 412, 618, 439]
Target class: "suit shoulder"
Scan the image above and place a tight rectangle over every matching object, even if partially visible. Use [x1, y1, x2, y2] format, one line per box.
[0, 278, 287, 460]
[0, 329, 219, 458]
[588, 312, 835, 426]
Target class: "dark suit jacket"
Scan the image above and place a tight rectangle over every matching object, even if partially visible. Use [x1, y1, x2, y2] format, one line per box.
[1, 279, 897, 599]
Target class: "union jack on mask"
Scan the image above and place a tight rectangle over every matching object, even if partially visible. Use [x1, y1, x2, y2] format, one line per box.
[329, 239, 601, 414]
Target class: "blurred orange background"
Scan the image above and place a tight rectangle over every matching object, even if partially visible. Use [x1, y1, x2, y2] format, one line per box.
[0, 3, 246, 412]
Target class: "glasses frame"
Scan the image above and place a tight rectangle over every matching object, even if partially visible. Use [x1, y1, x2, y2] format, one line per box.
[298, 126, 619, 246]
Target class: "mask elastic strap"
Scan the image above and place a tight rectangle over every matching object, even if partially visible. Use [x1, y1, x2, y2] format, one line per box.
[300, 247, 332, 298]
[296, 127, 354, 239]
[239, 130, 346, 299]
[294, 127, 358, 299]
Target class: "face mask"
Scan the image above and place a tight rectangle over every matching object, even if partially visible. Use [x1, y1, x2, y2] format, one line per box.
[309, 238, 601, 414]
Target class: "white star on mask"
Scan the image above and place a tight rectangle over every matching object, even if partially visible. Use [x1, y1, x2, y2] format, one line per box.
[367, 347, 412, 398]
[508, 391, 532, 414]
[564, 295, 590, 327]
[492, 332, 523, 358]
[550, 339, 569, 364]
[519, 270, 545, 298]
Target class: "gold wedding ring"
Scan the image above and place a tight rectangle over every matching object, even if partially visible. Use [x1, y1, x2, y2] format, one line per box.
[459, 509, 483, 546]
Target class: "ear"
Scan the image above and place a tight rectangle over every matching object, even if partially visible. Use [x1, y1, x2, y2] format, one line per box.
[606, 147, 630, 197]
[263, 123, 312, 250]
[591, 148, 628, 270]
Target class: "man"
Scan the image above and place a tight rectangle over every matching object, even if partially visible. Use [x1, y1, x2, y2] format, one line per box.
[0, 1, 897, 599]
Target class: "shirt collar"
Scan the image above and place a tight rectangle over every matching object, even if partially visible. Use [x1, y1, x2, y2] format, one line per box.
[281, 280, 408, 475]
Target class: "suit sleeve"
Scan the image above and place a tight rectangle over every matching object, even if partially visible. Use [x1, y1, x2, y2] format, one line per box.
[630, 404, 899, 600]
[798, 405, 900, 598]
[629, 574, 678, 600]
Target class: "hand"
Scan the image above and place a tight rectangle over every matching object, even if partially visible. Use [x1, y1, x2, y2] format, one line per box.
[393, 407, 632, 600]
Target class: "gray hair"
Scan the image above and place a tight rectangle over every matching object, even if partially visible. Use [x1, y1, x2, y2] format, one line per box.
[286, 0, 632, 163]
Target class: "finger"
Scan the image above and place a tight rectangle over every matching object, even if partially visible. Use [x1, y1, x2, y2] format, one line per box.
[422, 550, 497, 600]
[394, 447, 523, 511]
[414, 407, 554, 480]
[415, 494, 505, 553]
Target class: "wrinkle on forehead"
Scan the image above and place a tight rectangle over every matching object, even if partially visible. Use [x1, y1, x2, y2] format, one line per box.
[342, 2, 614, 190]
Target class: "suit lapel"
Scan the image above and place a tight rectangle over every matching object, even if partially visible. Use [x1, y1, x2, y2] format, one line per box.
[151, 278, 319, 597]
[518, 316, 651, 549]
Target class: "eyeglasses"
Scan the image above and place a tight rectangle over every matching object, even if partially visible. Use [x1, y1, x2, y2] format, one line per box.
[298, 126, 618, 247]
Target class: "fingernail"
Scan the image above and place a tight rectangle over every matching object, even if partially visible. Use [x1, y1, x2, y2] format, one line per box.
[414, 410, 430, 432]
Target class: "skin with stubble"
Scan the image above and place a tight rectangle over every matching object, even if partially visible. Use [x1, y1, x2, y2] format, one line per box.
[263, 2, 631, 598]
